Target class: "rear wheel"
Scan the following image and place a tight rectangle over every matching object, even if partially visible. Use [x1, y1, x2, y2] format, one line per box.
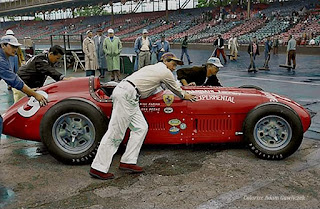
[243, 103, 303, 160]
[40, 99, 108, 164]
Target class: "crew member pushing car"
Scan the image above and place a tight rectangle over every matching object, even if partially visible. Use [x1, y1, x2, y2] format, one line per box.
[90, 52, 197, 180]
[13, 45, 71, 102]
[0, 35, 47, 136]
[177, 57, 223, 86]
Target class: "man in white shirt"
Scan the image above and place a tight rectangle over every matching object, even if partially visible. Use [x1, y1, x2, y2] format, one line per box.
[90, 52, 197, 180]
[287, 35, 296, 69]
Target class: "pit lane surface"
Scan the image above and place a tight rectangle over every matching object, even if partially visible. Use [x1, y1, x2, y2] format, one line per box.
[0, 48, 319, 209]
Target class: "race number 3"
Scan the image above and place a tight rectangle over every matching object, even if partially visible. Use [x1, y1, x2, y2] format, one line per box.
[18, 90, 48, 118]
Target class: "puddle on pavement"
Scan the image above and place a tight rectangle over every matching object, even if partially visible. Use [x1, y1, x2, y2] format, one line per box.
[0, 186, 14, 208]
[13, 147, 44, 158]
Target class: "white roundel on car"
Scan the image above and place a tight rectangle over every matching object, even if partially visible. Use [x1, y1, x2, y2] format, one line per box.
[18, 90, 48, 118]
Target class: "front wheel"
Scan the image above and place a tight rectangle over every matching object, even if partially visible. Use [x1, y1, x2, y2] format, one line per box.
[243, 103, 303, 160]
[40, 99, 108, 164]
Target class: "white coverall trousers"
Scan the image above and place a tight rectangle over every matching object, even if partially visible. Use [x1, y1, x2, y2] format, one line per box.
[91, 81, 148, 173]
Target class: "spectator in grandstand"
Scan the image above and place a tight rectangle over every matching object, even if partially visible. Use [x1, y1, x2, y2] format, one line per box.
[13, 45, 71, 102]
[83, 30, 98, 76]
[247, 36, 260, 72]
[103, 28, 122, 82]
[180, 35, 192, 65]
[154, 34, 170, 62]
[177, 57, 223, 87]
[272, 37, 279, 55]
[90, 52, 196, 180]
[263, 37, 272, 68]
[93, 29, 107, 78]
[213, 33, 227, 64]
[134, 29, 152, 70]
[228, 35, 239, 61]
[0, 35, 47, 136]
[287, 35, 296, 70]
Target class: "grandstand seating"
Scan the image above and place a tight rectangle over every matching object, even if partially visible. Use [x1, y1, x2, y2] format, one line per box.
[0, 0, 319, 48]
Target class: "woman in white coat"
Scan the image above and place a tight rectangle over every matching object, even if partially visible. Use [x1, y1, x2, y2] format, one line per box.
[83, 30, 98, 76]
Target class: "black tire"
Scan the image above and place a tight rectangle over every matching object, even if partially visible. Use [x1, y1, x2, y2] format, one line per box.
[239, 85, 264, 91]
[40, 99, 108, 164]
[243, 103, 303, 160]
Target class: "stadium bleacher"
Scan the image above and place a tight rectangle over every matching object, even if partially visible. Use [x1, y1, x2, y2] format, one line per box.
[1, 0, 319, 47]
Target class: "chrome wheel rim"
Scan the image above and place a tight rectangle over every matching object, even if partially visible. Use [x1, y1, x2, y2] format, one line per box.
[52, 112, 95, 154]
[254, 115, 292, 151]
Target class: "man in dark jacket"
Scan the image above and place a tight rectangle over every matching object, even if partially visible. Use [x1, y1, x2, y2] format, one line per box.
[213, 33, 227, 64]
[177, 57, 223, 86]
[14, 45, 70, 102]
[247, 36, 260, 72]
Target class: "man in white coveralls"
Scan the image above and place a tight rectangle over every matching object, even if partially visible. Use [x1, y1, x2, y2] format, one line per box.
[89, 52, 197, 180]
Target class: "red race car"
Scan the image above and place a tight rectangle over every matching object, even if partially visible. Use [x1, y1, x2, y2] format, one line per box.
[3, 77, 311, 164]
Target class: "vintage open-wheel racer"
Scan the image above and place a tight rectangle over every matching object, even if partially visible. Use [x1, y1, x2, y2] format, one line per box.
[3, 77, 311, 164]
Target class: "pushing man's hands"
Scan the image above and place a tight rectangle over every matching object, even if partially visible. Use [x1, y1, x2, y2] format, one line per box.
[34, 93, 48, 106]
[184, 93, 197, 102]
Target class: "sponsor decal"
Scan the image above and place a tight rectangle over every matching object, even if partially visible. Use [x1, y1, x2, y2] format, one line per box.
[141, 107, 160, 113]
[197, 95, 235, 103]
[164, 107, 173, 114]
[186, 90, 235, 103]
[140, 102, 161, 106]
[163, 94, 174, 106]
[180, 123, 187, 130]
[169, 119, 181, 126]
[169, 126, 180, 134]
[18, 90, 48, 118]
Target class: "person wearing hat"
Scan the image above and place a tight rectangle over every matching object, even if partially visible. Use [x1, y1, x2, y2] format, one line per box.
[213, 33, 227, 64]
[134, 29, 153, 70]
[83, 30, 98, 76]
[154, 34, 170, 62]
[177, 57, 223, 87]
[5, 29, 25, 67]
[0, 35, 47, 136]
[90, 52, 197, 180]
[103, 28, 122, 81]
[93, 29, 107, 78]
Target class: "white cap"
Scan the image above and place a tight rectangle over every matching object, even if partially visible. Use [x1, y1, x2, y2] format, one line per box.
[86, 30, 92, 34]
[5, 29, 14, 35]
[142, 29, 148, 34]
[108, 28, 114, 34]
[1, 35, 22, 46]
[207, 57, 223, 68]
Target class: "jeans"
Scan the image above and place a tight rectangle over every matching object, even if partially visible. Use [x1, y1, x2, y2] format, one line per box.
[248, 54, 257, 70]
[181, 48, 191, 63]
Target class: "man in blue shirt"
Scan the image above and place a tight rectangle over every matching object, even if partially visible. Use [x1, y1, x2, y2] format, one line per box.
[154, 35, 170, 62]
[0, 35, 47, 136]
